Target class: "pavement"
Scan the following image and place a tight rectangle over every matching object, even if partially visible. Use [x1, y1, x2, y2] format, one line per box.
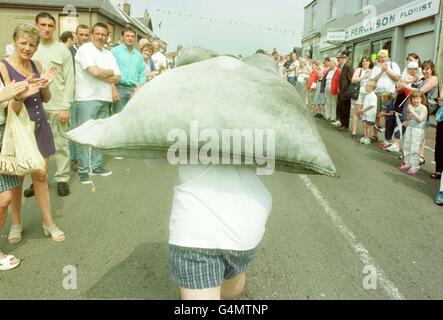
[1, 117, 442, 300]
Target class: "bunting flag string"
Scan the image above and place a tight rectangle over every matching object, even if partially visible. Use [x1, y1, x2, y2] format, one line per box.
[154, 8, 297, 35]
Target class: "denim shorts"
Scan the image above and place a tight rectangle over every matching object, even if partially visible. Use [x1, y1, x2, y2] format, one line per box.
[169, 245, 258, 290]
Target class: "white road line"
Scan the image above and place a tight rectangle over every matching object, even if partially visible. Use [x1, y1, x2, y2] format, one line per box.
[425, 146, 435, 153]
[299, 175, 406, 300]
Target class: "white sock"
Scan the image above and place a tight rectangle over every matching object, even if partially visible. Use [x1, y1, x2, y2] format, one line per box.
[439, 177, 443, 192]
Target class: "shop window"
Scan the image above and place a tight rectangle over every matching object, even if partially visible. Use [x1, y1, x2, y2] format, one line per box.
[353, 41, 370, 67]
[371, 38, 392, 57]
[312, 3, 318, 29]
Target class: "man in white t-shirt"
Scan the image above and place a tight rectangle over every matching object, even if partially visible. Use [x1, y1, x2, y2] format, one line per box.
[371, 49, 401, 95]
[370, 49, 401, 145]
[74, 23, 121, 184]
[151, 40, 167, 72]
[169, 165, 272, 300]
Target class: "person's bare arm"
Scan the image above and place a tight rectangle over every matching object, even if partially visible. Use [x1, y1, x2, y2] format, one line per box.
[86, 66, 114, 81]
[103, 74, 121, 84]
[352, 69, 361, 84]
[35, 62, 52, 103]
[9, 98, 23, 114]
[420, 76, 439, 94]
[385, 65, 401, 82]
[361, 105, 375, 113]
[371, 67, 384, 82]
[408, 105, 428, 122]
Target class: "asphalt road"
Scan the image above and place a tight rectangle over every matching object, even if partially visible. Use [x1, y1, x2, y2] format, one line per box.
[1, 118, 442, 300]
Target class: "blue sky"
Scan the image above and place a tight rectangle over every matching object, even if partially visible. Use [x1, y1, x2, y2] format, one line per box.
[112, 0, 311, 55]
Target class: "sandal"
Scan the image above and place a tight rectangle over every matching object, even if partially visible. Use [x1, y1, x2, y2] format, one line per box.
[419, 157, 426, 165]
[8, 224, 22, 244]
[0, 254, 21, 271]
[43, 224, 65, 242]
[431, 172, 442, 179]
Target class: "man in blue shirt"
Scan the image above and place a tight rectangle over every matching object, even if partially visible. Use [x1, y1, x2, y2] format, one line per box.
[111, 27, 146, 114]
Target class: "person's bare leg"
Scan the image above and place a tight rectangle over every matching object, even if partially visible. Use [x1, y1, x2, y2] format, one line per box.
[352, 105, 362, 135]
[0, 190, 19, 265]
[0, 190, 12, 230]
[10, 178, 24, 226]
[369, 126, 374, 141]
[180, 287, 221, 300]
[31, 159, 54, 227]
[221, 273, 246, 300]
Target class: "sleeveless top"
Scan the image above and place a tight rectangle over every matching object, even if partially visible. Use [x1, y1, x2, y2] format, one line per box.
[408, 106, 427, 129]
[1, 59, 55, 157]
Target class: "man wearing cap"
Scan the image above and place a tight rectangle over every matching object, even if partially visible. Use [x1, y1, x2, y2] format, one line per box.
[333, 50, 353, 131]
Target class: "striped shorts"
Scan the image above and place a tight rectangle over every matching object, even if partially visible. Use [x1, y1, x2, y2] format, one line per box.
[169, 245, 259, 290]
[0, 124, 21, 193]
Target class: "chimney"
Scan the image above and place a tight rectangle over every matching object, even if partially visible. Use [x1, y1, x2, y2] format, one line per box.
[123, 0, 131, 16]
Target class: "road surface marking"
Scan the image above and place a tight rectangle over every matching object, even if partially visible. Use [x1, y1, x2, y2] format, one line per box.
[425, 146, 435, 153]
[299, 175, 405, 300]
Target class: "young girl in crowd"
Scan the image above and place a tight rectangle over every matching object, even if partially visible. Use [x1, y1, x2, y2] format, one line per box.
[379, 92, 396, 150]
[313, 60, 328, 118]
[359, 81, 378, 145]
[399, 90, 428, 176]
[351, 56, 373, 138]
[306, 61, 319, 112]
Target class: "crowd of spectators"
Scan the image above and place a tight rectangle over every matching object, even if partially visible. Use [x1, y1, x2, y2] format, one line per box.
[272, 47, 442, 204]
[0, 13, 174, 271]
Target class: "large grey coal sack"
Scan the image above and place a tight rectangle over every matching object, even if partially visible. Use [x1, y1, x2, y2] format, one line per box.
[242, 54, 279, 74]
[67, 56, 336, 176]
[175, 46, 219, 67]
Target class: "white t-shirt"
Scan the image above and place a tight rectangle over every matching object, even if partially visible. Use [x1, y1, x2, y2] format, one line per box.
[151, 51, 167, 71]
[0, 81, 8, 125]
[354, 68, 372, 94]
[325, 69, 336, 90]
[371, 62, 401, 93]
[287, 60, 300, 78]
[362, 91, 378, 123]
[169, 165, 272, 251]
[75, 42, 121, 102]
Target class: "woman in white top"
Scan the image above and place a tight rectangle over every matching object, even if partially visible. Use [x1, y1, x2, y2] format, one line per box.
[296, 59, 310, 83]
[401, 53, 423, 82]
[324, 58, 339, 121]
[286, 52, 300, 87]
[351, 56, 373, 138]
[0, 77, 39, 271]
[277, 55, 287, 78]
